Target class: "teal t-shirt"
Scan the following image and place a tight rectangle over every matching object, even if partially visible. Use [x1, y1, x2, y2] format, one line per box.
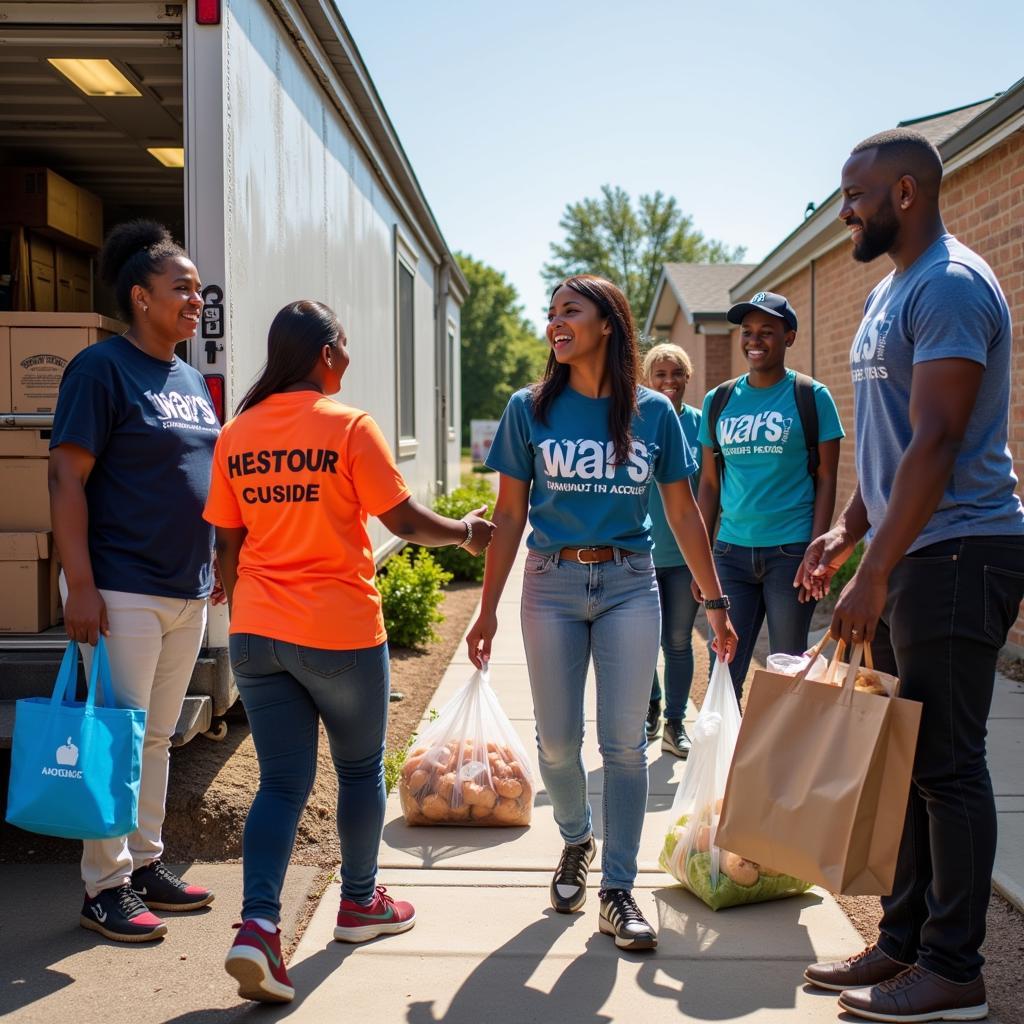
[487, 385, 696, 554]
[698, 370, 844, 547]
[648, 404, 702, 568]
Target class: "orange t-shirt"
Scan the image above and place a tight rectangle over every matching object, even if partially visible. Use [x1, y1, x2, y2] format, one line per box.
[203, 391, 410, 650]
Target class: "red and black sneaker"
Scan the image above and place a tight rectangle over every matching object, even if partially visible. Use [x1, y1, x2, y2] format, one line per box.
[80, 884, 168, 943]
[334, 886, 416, 943]
[131, 860, 213, 911]
[224, 920, 294, 1004]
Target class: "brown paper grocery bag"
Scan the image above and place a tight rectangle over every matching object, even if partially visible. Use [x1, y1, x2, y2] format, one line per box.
[716, 638, 922, 896]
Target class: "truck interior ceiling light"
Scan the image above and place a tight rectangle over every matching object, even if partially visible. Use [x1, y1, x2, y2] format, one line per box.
[47, 58, 141, 97]
[147, 147, 185, 168]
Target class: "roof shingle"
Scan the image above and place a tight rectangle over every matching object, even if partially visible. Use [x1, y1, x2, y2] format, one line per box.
[663, 262, 757, 317]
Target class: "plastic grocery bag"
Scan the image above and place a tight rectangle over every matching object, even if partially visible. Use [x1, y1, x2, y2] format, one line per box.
[399, 664, 535, 827]
[766, 649, 829, 681]
[659, 657, 811, 909]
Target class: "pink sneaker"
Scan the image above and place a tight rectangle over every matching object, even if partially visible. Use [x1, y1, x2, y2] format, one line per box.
[224, 920, 294, 1004]
[333, 885, 416, 943]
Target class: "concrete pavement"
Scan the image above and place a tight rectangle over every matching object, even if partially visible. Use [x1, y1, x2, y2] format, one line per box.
[990, 669, 1024, 912]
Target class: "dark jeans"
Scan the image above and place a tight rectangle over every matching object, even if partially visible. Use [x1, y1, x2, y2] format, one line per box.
[229, 634, 389, 921]
[649, 564, 700, 719]
[871, 535, 1024, 982]
[712, 541, 817, 698]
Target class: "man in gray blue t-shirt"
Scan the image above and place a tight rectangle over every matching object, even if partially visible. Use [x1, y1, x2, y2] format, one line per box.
[801, 129, 1024, 1022]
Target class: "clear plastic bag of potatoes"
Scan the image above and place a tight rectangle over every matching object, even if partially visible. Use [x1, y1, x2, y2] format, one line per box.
[659, 658, 811, 909]
[398, 664, 535, 827]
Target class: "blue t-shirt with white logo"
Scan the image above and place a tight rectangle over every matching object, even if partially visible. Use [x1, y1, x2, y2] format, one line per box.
[486, 385, 696, 554]
[648, 404, 702, 568]
[51, 336, 219, 598]
[852, 234, 1024, 550]
[698, 370, 844, 548]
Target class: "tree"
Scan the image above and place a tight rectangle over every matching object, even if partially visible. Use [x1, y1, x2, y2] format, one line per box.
[543, 185, 746, 323]
[456, 252, 548, 445]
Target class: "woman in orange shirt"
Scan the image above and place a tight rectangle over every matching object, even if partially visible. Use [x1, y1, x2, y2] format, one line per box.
[204, 300, 494, 1004]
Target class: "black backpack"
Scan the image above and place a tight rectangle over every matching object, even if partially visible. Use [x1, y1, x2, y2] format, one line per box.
[709, 373, 820, 481]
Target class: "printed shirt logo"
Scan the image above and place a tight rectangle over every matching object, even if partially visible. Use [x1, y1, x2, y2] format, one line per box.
[717, 410, 793, 455]
[538, 439, 653, 495]
[42, 735, 84, 779]
[144, 390, 219, 432]
[850, 306, 893, 382]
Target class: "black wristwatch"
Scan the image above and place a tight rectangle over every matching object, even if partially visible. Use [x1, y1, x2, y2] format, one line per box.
[704, 595, 731, 611]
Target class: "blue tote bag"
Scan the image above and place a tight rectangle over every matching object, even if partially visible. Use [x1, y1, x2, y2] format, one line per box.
[5, 638, 147, 840]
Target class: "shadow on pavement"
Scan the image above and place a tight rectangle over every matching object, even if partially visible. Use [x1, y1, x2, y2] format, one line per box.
[381, 817, 530, 868]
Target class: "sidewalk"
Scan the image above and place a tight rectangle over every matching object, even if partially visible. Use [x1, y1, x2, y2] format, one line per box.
[990, 669, 1024, 912]
[280, 550, 869, 1023]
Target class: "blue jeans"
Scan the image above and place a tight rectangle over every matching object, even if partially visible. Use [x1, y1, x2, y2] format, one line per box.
[649, 564, 700, 719]
[712, 541, 816, 699]
[520, 549, 661, 891]
[229, 634, 389, 921]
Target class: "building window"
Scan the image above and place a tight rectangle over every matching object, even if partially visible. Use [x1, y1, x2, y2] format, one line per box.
[447, 322, 456, 435]
[397, 259, 415, 441]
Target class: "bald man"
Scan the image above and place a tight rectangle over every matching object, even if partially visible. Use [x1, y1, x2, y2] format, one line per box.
[799, 128, 1024, 1022]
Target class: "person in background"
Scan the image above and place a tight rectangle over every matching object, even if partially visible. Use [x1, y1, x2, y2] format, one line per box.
[642, 343, 702, 757]
[695, 293, 844, 700]
[49, 220, 222, 943]
[802, 128, 1024, 1024]
[466, 275, 736, 952]
[206, 300, 494, 1004]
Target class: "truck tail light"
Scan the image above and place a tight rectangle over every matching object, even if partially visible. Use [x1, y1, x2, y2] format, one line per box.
[204, 374, 225, 422]
[196, 0, 221, 25]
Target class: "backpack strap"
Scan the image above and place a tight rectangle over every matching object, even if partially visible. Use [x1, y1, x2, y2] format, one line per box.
[709, 377, 740, 482]
[793, 372, 820, 479]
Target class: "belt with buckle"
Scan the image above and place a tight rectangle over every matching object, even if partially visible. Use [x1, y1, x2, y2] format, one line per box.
[560, 546, 616, 564]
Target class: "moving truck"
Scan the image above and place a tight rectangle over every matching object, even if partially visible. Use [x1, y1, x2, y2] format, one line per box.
[0, 0, 466, 746]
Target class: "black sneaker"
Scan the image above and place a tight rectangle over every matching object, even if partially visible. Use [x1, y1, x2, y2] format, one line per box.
[80, 884, 168, 943]
[598, 889, 657, 950]
[645, 701, 662, 741]
[550, 836, 597, 913]
[131, 860, 214, 911]
[662, 719, 691, 758]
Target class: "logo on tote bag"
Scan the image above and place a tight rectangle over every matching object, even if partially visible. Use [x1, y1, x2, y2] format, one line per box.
[41, 737, 83, 779]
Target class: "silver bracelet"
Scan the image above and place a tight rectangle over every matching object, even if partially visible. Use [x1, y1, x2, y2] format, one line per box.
[459, 519, 473, 549]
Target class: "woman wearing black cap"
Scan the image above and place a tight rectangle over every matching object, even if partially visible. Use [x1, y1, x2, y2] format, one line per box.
[694, 292, 844, 698]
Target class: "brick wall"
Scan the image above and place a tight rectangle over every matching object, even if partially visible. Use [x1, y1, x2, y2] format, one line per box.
[668, 310, 706, 403]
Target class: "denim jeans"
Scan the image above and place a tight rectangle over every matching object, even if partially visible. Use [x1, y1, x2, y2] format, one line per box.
[229, 634, 389, 921]
[712, 541, 817, 699]
[520, 549, 661, 891]
[869, 536, 1024, 982]
[649, 564, 700, 719]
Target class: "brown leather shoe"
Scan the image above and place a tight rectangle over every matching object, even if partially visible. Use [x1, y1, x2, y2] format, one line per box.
[804, 944, 910, 992]
[839, 965, 988, 1022]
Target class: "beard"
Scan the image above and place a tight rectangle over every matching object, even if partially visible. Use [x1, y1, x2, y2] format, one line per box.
[852, 195, 900, 263]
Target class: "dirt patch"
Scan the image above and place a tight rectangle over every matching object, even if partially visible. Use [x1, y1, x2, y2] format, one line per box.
[0, 581, 481, 868]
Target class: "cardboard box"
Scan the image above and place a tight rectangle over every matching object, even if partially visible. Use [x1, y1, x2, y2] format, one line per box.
[56, 248, 91, 313]
[0, 167, 102, 251]
[0, 429, 52, 458]
[0, 531, 53, 633]
[0, 326, 9, 412]
[0, 458, 50, 531]
[28, 234, 56, 312]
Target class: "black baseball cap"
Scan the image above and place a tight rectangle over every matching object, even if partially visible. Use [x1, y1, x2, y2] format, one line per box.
[727, 291, 798, 332]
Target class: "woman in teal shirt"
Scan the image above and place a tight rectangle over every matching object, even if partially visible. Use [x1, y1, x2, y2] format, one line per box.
[696, 292, 843, 699]
[642, 344, 702, 758]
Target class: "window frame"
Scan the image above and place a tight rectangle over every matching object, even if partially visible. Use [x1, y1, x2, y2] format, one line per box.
[394, 226, 419, 458]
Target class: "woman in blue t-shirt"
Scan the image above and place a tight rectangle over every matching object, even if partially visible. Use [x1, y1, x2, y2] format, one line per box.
[466, 275, 736, 951]
[696, 291, 844, 700]
[49, 221, 222, 943]
[641, 344, 703, 758]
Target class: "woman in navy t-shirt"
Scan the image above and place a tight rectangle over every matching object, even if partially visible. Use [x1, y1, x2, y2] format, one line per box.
[49, 221, 221, 943]
[466, 275, 736, 950]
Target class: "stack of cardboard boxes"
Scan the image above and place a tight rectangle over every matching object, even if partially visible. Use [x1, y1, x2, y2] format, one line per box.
[0, 167, 120, 633]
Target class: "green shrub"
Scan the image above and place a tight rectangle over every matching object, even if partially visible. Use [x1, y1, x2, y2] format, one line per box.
[384, 735, 414, 795]
[427, 479, 496, 582]
[828, 542, 865, 598]
[379, 548, 453, 648]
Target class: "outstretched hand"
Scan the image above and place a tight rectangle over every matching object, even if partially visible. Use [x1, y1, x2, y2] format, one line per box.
[461, 505, 496, 556]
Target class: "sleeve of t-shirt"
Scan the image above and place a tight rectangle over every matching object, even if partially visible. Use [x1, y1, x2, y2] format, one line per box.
[348, 413, 411, 517]
[653, 401, 696, 484]
[906, 263, 1001, 368]
[49, 363, 115, 456]
[484, 392, 534, 481]
[685, 407, 704, 471]
[203, 434, 244, 529]
[813, 384, 845, 442]
[697, 389, 716, 448]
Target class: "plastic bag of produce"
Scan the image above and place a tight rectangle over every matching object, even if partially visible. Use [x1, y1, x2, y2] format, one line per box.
[399, 664, 534, 827]
[659, 657, 812, 910]
[766, 650, 829, 681]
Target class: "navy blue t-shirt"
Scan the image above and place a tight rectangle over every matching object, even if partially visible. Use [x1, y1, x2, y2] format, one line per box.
[51, 336, 219, 598]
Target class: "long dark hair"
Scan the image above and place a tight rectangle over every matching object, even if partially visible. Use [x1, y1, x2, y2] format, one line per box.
[532, 274, 639, 465]
[98, 219, 187, 321]
[236, 300, 343, 414]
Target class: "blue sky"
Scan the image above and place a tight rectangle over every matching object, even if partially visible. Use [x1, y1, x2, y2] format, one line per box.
[344, 0, 1023, 331]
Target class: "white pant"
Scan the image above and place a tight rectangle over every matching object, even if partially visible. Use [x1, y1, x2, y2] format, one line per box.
[60, 577, 207, 896]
